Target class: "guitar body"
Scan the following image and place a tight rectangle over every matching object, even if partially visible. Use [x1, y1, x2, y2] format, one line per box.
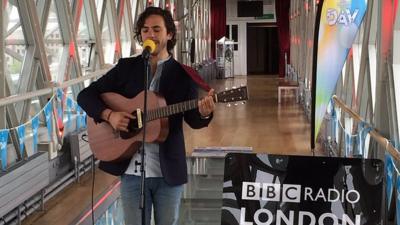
[86, 86, 249, 162]
[87, 91, 169, 162]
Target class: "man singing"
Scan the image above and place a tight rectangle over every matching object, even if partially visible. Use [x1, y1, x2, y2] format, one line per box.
[77, 6, 215, 225]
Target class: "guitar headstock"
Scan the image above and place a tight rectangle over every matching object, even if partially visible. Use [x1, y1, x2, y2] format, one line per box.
[214, 86, 248, 103]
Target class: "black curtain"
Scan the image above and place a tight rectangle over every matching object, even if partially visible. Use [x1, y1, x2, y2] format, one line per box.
[275, 0, 290, 77]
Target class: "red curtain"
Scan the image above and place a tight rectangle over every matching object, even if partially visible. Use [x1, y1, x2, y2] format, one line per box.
[275, 0, 290, 77]
[210, 0, 226, 59]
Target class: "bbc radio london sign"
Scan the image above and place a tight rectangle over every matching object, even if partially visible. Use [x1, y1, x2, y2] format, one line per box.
[221, 154, 383, 225]
[241, 182, 363, 224]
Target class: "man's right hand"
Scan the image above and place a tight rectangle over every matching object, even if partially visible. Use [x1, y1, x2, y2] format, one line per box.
[102, 109, 135, 132]
[109, 111, 135, 132]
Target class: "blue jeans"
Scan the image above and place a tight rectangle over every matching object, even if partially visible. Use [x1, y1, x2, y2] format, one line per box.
[120, 175, 183, 225]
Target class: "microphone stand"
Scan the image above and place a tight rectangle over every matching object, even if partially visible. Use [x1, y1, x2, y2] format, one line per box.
[140, 52, 151, 225]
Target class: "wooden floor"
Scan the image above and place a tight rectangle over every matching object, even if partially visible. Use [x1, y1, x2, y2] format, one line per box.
[22, 75, 320, 225]
[185, 75, 314, 155]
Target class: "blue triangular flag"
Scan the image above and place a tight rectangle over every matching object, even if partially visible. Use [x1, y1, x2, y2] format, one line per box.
[0, 129, 9, 171]
[66, 97, 73, 128]
[56, 89, 63, 101]
[81, 112, 87, 129]
[56, 89, 64, 122]
[44, 101, 53, 140]
[386, 154, 394, 210]
[32, 116, 39, 153]
[17, 125, 26, 158]
[76, 105, 82, 130]
[396, 171, 400, 225]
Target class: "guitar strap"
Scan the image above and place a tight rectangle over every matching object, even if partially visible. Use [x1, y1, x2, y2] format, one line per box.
[180, 63, 211, 92]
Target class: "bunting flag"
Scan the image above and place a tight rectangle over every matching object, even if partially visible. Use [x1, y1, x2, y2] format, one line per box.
[0, 129, 9, 171]
[81, 112, 87, 129]
[344, 133, 351, 157]
[327, 99, 336, 140]
[56, 89, 64, 122]
[327, 98, 334, 114]
[331, 106, 336, 140]
[16, 125, 26, 158]
[355, 122, 364, 156]
[107, 204, 114, 224]
[0, 93, 86, 166]
[76, 103, 87, 130]
[44, 101, 53, 140]
[344, 117, 353, 156]
[0, 93, 85, 165]
[56, 89, 65, 138]
[32, 116, 39, 153]
[335, 107, 341, 144]
[76, 103, 82, 130]
[386, 154, 395, 210]
[66, 97, 73, 128]
[311, 0, 368, 148]
[397, 172, 400, 225]
[357, 122, 373, 157]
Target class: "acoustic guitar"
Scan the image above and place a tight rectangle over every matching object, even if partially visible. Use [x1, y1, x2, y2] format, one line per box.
[87, 86, 248, 162]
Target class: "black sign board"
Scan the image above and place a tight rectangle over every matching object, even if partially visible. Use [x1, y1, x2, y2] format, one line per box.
[222, 154, 383, 225]
[237, 1, 263, 17]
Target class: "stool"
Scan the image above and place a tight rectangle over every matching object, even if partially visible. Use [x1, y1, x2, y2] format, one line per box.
[278, 80, 299, 103]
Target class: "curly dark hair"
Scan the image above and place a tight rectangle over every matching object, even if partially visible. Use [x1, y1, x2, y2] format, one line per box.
[134, 7, 177, 53]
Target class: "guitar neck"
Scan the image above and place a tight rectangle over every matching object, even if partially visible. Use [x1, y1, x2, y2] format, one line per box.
[146, 99, 199, 121]
[145, 86, 248, 121]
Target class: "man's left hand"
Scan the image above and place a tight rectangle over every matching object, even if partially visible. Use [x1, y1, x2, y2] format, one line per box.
[198, 89, 215, 118]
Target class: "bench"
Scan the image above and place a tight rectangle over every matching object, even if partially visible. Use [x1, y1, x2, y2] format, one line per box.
[278, 80, 299, 103]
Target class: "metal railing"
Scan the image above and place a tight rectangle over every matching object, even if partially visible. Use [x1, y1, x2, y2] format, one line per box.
[0, 65, 113, 107]
[0, 66, 112, 224]
[332, 95, 400, 161]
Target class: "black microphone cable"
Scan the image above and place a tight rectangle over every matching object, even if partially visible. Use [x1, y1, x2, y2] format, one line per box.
[81, 133, 95, 225]
[91, 155, 95, 225]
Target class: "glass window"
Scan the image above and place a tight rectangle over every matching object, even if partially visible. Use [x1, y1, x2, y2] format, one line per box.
[393, 63, 400, 135]
[368, 45, 377, 111]
[232, 25, 238, 51]
[44, 0, 64, 82]
[101, 4, 116, 64]
[121, 3, 132, 57]
[130, 0, 139, 55]
[77, 5, 90, 40]
[169, 0, 175, 18]
[341, 61, 347, 87]
[26, 69, 43, 119]
[77, 4, 93, 70]
[4, 2, 27, 95]
[131, 0, 138, 23]
[232, 25, 238, 42]
[95, 0, 104, 23]
[352, 44, 361, 94]
[393, 6, 400, 141]
[137, 1, 146, 20]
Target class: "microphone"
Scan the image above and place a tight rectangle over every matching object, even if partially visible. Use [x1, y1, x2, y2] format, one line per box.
[142, 39, 156, 59]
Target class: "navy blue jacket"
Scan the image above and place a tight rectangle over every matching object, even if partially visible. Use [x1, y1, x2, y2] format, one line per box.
[77, 56, 212, 185]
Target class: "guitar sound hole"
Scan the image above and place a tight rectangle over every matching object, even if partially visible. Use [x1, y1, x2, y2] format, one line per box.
[120, 110, 142, 139]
